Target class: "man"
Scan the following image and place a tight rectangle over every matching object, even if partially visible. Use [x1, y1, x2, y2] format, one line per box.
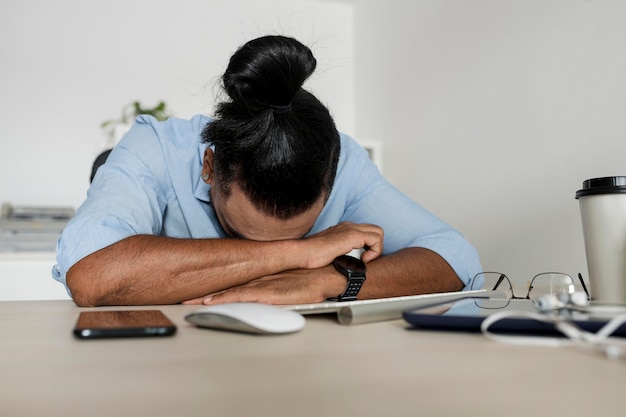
[53, 36, 481, 306]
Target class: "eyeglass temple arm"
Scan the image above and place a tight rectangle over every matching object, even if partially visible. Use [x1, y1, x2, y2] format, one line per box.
[491, 274, 508, 291]
[577, 273, 591, 300]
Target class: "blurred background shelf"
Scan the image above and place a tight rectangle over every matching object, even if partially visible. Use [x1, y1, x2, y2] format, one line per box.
[0, 203, 72, 300]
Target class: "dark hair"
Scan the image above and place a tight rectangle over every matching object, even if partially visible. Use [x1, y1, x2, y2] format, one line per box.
[201, 35, 340, 219]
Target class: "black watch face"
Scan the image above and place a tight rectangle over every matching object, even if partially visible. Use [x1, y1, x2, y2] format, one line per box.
[333, 255, 366, 276]
[329, 255, 367, 302]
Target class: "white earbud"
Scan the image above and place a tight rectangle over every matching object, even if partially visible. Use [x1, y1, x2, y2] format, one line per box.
[534, 292, 589, 312]
[535, 294, 565, 312]
[569, 292, 590, 308]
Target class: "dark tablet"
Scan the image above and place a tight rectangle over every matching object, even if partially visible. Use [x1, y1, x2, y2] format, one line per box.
[402, 298, 626, 337]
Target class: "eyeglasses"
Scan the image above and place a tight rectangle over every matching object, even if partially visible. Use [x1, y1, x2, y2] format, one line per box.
[470, 272, 590, 309]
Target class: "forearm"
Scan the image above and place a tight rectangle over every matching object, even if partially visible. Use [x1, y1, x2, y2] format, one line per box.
[356, 247, 464, 299]
[197, 246, 466, 306]
[66, 222, 386, 306]
[66, 234, 303, 306]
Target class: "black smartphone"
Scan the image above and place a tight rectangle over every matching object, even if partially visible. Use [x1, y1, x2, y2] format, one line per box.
[73, 310, 177, 339]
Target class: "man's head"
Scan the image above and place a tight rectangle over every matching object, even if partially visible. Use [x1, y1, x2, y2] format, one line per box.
[202, 147, 326, 241]
[201, 35, 340, 238]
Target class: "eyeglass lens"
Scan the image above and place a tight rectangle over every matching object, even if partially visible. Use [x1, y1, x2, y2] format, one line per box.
[471, 273, 514, 309]
[526, 273, 575, 301]
[472, 273, 512, 297]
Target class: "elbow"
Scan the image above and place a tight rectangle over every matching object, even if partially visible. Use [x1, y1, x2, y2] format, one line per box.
[66, 262, 105, 307]
[67, 272, 97, 307]
[72, 296, 97, 308]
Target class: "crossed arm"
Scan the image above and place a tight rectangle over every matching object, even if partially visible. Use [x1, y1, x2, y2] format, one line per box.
[66, 222, 462, 307]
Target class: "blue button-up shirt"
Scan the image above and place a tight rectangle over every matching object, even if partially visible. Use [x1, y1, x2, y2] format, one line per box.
[53, 114, 481, 292]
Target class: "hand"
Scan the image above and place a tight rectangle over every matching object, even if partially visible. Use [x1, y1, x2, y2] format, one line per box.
[182, 266, 343, 305]
[300, 222, 384, 268]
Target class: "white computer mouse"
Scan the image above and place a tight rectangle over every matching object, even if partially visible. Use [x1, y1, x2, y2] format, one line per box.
[185, 302, 305, 335]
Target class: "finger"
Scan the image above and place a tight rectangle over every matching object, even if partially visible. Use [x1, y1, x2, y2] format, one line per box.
[345, 223, 383, 247]
[361, 245, 382, 263]
[202, 289, 260, 305]
[359, 229, 384, 262]
[181, 297, 206, 305]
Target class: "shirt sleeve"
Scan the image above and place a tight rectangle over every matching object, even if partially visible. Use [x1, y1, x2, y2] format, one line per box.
[53, 117, 172, 290]
[324, 135, 482, 288]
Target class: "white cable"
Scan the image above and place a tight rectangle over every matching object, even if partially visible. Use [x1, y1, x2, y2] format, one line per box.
[480, 311, 626, 360]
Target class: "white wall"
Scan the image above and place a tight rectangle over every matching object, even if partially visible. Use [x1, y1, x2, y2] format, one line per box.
[352, 0, 626, 288]
[4, 0, 626, 293]
[0, 0, 354, 208]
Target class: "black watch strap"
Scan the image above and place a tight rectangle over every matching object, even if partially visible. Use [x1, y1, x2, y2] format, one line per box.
[327, 255, 367, 302]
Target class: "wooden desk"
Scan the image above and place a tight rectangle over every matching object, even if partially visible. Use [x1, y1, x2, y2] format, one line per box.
[1, 301, 623, 417]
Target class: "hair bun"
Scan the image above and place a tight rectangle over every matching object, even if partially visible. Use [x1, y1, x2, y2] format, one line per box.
[222, 36, 317, 107]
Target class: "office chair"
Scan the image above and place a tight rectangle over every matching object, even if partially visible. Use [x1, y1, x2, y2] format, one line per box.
[90, 149, 112, 183]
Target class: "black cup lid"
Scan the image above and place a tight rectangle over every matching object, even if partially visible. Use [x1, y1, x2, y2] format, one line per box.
[575, 176, 626, 199]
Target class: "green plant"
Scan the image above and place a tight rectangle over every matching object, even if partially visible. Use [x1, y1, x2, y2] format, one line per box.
[101, 100, 171, 129]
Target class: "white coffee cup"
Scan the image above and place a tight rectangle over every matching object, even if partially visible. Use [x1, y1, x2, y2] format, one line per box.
[576, 177, 626, 303]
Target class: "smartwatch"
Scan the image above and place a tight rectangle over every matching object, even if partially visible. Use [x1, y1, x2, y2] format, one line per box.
[327, 255, 367, 302]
